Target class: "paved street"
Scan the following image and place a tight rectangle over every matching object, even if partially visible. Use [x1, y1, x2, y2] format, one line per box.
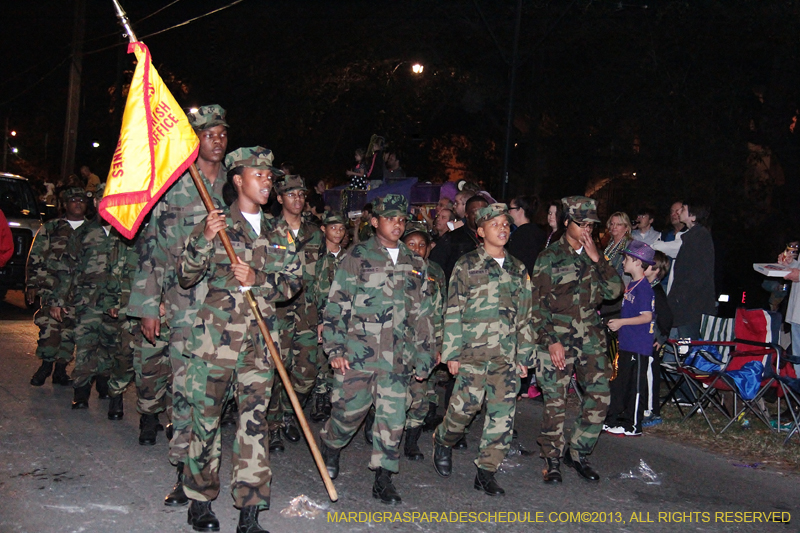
[0, 290, 796, 533]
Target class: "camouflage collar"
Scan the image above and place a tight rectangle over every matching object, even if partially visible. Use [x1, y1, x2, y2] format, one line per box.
[229, 200, 264, 240]
[477, 245, 509, 270]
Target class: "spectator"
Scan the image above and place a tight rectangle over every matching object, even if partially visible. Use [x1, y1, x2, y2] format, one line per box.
[544, 200, 564, 248]
[506, 194, 546, 275]
[384, 151, 406, 180]
[604, 211, 633, 284]
[421, 197, 453, 230]
[0, 208, 12, 268]
[631, 207, 660, 245]
[642, 250, 672, 428]
[80, 165, 101, 193]
[364, 135, 385, 187]
[429, 195, 488, 283]
[778, 242, 800, 375]
[433, 208, 455, 240]
[667, 200, 715, 339]
[346, 148, 368, 190]
[662, 201, 685, 242]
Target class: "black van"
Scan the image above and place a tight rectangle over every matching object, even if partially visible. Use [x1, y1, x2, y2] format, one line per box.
[0, 173, 42, 299]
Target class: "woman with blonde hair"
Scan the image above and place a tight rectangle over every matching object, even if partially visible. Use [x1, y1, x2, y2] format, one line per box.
[604, 211, 632, 284]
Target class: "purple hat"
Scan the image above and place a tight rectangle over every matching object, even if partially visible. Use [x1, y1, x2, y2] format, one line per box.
[623, 240, 655, 265]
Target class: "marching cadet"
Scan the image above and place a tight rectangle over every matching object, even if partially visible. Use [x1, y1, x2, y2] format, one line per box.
[530, 196, 623, 484]
[27, 187, 89, 387]
[308, 212, 348, 423]
[318, 194, 435, 505]
[178, 147, 301, 533]
[265, 175, 324, 452]
[431, 204, 533, 496]
[103, 232, 140, 421]
[401, 221, 445, 461]
[51, 185, 121, 409]
[127, 104, 229, 504]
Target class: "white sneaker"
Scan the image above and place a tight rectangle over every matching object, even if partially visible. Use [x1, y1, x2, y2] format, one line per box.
[603, 426, 626, 435]
[624, 429, 642, 436]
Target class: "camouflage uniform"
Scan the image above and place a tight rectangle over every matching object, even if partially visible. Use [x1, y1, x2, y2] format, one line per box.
[127, 105, 231, 463]
[52, 218, 121, 390]
[265, 176, 324, 430]
[405, 244, 446, 430]
[434, 206, 534, 472]
[104, 235, 138, 398]
[26, 190, 86, 366]
[178, 190, 301, 509]
[530, 197, 623, 460]
[309, 219, 348, 400]
[319, 195, 435, 474]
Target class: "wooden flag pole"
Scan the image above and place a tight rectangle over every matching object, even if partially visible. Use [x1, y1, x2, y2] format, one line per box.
[110, 0, 337, 503]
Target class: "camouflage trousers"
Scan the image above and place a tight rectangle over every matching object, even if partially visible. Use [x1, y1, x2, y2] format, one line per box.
[266, 326, 318, 429]
[132, 320, 171, 415]
[182, 340, 274, 509]
[434, 359, 519, 472]
[33, 305, 75, 363]
[312, 346, 333, 396]
[72, 307, 117, 389]
[168, 325, 193, 466]
[405, 365, 448, 428]
[108, 316, 135, 397]
[535, 348, 611, 459]
[320, 367, 410, 473]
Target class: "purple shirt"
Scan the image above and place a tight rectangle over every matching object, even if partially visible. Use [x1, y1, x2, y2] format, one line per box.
[619, 277, 655, 355]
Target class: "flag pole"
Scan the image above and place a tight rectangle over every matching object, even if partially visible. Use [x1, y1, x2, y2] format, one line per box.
[110, 0, 338, 503]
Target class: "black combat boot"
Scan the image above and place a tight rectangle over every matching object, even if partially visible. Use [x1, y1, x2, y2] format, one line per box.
[372, 467, 401, 505]
[320, 441, 340, 480]
[187, 499, 219, 532]
[563, 447, 600, 481]
[453, 434, 468, 450]
[309, 393, 328, 422]
[51, 360, 72, 385]
[363, 406, 375, 445]
[71, 383, 92, 409]
[30, 361, 54, 386]
[165, 462, 189, 506]
[138, 413, 159, 445]
[95, 375, 110, 399]
[236, 505, 269, 533]
[543, 457, 562, 484]
[403, 426, 424, 461]
[107, 394, 124, 420]
[474, 467, 505, 496]
[268, 429, 284, 453]
[282, 412, 301, 443]
[432, 440, 452, 477]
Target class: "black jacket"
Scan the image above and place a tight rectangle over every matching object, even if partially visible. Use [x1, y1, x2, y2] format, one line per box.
[506, 223, 546, 275]
[668, 224, 716, 327]
[429, 225, 480, 284]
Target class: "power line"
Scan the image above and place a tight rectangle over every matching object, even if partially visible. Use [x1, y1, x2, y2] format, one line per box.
[0, 56, 70, 108]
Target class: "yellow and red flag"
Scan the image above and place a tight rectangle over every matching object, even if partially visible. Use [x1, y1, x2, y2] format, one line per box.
[99, 42, 198, 239]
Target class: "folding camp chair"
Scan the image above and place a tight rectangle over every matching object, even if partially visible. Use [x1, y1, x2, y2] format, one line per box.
[660, 314, 735, 416]
[663, 309, 783, 435]
[765, 353, 800, 445]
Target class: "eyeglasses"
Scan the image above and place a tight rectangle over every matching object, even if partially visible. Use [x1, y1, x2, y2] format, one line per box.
[67, 197, 89, 203]
[570, 219, 594, 229]
[508, 206, 522, 211]
[284, 191, 306, 200]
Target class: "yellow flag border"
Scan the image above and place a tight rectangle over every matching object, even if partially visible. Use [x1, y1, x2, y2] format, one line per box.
[98, 42, 199, 240]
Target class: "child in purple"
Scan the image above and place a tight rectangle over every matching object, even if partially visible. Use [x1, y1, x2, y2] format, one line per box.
[604, 240, 656, 437]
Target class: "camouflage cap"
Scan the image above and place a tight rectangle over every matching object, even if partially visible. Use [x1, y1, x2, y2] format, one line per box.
[61, 187, 89, 200]
[224, 146, 279, 173]
[321, 212, 347, 226]
[402, 221, 431, 243]
[475, 203, 513, 227]
[274, 175, 307, 195]
[187, 104, 229, 131]
[561, 195, 601, 224]
[94, 182, 106, 200]
[372, 194, 408, 218]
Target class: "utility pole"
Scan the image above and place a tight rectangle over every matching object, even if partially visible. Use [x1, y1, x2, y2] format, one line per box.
[500, 0, 523, 201]
[60, 0, 86, 179]
[2, 116, 8, 172]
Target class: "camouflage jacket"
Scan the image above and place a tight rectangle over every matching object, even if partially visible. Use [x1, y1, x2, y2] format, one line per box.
[268, 215, 324, 331]
[530, 235, 623, 354]
[441, 247, 534, 367]
[51, 219, 120, 310]
[322, 236, 435, 378]
[102, 233, 142, 318]
[26, 218, 84, 303]
[310, 244, 347, 324]
[178, 200, 302, 365]
[127, 167, 226, 327]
